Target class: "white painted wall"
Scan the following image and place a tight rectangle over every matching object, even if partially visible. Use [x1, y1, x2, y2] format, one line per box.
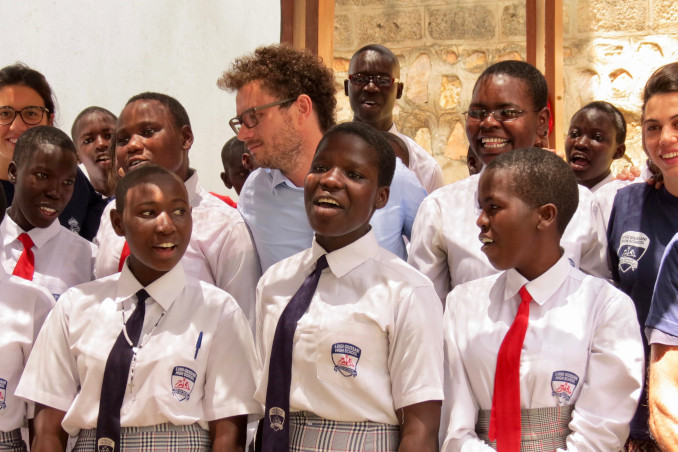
[0, 1, 281, 196]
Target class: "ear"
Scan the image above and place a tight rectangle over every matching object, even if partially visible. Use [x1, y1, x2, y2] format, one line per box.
[396, 82, 404, 100]
[344, 79, 349, 97]
[241, 153, 254, 171]
[374, 186, 390, 210]
[536, 203, 558, 231]
[294, 94, 313, 124]
[110, 208, 126, 237]
[535, 107, 551, 140]
[7, 161, 18, 184]
[220, 172, 232, 189]
[47, 113, 55, 126]
[613, 143, 626, 160]
[180, 125, 194, 151]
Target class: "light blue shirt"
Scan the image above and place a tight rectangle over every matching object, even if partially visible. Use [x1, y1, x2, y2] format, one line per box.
[239, 161, 427, 273]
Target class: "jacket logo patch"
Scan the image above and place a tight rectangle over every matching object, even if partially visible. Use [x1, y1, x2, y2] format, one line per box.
[551, 371, 579, 403]
[171, 366, 196, 401]
[332, 342, 361, 377]
[618, 231, 650, 273]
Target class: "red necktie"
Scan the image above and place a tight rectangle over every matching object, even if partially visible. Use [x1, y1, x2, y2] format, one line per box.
[13, 233, 35, 280]
[118, 242, 130, 272]
[489, 285, 532, 452]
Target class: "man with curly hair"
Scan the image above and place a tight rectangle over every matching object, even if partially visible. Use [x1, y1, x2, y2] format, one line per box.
[219, 44, 426, 272]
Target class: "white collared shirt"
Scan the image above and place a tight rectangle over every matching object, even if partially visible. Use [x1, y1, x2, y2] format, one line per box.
[1, 215, 96, 299]
[255, 231, 444, 425]
[16, 262, 262, 436]
[94, 170, 261, 330]
[0, 267, 54, 432]
[440, 256, 644, 452]
[593, 178, 634, 226]
[389, 124, 445, 194]
[408, 173, 610, 302]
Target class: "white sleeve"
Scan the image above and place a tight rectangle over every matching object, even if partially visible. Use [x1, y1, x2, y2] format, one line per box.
[408, 196, 451, 304]
[577, 192, 612, 281]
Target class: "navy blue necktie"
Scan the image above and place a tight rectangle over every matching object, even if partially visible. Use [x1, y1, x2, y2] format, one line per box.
[262, 255, 328, 452]
[96, 289, 149, 452]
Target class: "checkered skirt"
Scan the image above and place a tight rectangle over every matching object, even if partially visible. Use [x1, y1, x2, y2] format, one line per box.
[74, 423, 210, 451]
[475, 406, 573, 452]
[289, 412, 400, 452]
[0, 429, 26, 452]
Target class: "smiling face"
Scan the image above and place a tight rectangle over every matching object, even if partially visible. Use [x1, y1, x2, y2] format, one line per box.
[476, 168, 543, 278]
[565, 108, 624, 189]
[345, 50, 403, 132]
[643, 92, 678, 194]
[466, 74, 548, 165]
[7, 144, 77, 231]
[111, 173, 192, 286]
[0, 85, 53, 175]
[304, 132, 389, 252]
[234, 80, 303, 173]
[74, 111, 116, 191]
[115, 100, 192, 181]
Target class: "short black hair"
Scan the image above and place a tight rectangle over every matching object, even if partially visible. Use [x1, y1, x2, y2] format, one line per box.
[575, 101, 626, 144]
[71, 106, 117, 139]
[220, 137, 249, 169]
[125, 92, 191, 129]
[0, 63, 56, 116]
[485, 147, 578, 235]
[115, 163, 185, 212]
[13, 126, 77, 168]
[316, 122, 396, 187]
[475, 61, 548, 109]
[350, 44, 400, 75]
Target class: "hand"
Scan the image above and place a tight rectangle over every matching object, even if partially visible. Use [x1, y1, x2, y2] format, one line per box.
[616, 166, 641, 181]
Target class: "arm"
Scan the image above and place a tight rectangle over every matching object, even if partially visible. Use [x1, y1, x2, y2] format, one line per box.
[31, 404, 67, 452]
[398, 401, 441, 452]
[209, 415, 247, 452]
[649, 344, 678, 451]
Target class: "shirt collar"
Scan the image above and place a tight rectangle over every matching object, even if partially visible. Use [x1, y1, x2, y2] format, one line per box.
[504, 253, 571, 306]
[269, 168, 302, 191]
[387, 123, 398, 134]
[1, 214, 62, 249]
[115, 261, 187, 311]
[184, 169, 200, 205]
[308, 229, 379, 278]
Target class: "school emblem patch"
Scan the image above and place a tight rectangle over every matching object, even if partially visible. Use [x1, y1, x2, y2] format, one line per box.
[618, 231, 650, 273]
[332, 342, 361, 377]
[269, 407, 285, 431]
[67, 217, 80, 234]
[171, 366, 197, 401]
[97, 437, 114, 452]
[551, 371, 579, 403]
[0, 378, 7, 410]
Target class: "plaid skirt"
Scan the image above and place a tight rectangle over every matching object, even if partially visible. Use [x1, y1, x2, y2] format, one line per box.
[75, 423, 210, 452]
[475, 406, 573, 452]
[0, 429, 26, 452]
[289, 412, 400, 452]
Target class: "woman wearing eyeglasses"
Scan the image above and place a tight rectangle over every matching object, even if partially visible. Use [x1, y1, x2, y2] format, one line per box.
[0, 63, 107, 241]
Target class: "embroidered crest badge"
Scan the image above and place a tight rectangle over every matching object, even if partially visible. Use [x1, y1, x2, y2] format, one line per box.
[551, 371, 579, 403]
[269, 407, 285, 431]
[0, 378, 7, 410]
[618, 231, 650, 273]
[332, 342, 361, 377]
[171, 366, 197, 401]
[67, 217, 81, 234]
[97, 437, 114, 452]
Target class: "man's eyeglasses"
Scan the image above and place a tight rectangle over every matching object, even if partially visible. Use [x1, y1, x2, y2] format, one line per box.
[229, 97, 296, 134]
[0, 106, 50, 126]
[463, 108, 540, 123]
[347, 74, 399, 88]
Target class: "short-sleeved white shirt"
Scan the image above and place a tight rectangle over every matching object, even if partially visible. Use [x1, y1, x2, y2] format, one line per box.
[16, 262, 262, 436]
[255, 231, 444, 425]
[440, 255, 644, 452]
[408, 172, 610, 302]
[389, 124, 444, 194]
[94, 170, 261, 330]
[1, 215, 96, 299]
[0, 267, 54, 432]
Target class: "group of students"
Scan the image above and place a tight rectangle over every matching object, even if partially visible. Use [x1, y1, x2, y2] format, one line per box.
[0, 48, 677, 452]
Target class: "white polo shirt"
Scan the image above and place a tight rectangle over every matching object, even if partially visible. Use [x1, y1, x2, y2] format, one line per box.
[16, 262, 262, 436]
[408, 172, 610, 302]
[389, 124, 444, 194]
[255, 231, 444, 426]
[1, 215, 96, 299]
[94, 170, 261, 330]
[440, 256, 644, 452]
[0, 267, 54, 432]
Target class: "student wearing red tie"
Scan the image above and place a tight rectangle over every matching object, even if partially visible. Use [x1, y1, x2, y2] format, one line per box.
[0, 126, 95, 299]
[440, 148, 644, 451]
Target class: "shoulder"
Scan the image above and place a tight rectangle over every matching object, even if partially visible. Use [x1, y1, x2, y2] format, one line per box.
[1, 275, 55, 310]
[185, 276, 242, 313]
[371, 247, 436, 289]
[423, 174, 477, 205]
[58, 273, 119, 309]
[55, 226, 98, 253]
[193, 186, 246, 225]
[259, 248, 311, 286]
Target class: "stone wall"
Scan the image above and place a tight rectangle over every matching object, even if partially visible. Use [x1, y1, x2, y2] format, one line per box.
[333, 0, 678, 184]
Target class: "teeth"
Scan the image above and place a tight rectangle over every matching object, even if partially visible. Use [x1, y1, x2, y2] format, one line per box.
[318, 197, 339, 206]
[480, 237, 494, 244]
[40, 207, 56, 214]
[662, 152, 678, 159]
[8, 138, 17, 144]
[156, 243, 175, 248]
[481, 137, 509, 149]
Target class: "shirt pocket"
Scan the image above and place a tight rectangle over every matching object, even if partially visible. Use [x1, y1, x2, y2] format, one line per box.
[316, 319, 388, 390]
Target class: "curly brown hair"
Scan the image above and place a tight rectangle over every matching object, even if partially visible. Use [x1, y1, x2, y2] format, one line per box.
[218, 44, 336, 132]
